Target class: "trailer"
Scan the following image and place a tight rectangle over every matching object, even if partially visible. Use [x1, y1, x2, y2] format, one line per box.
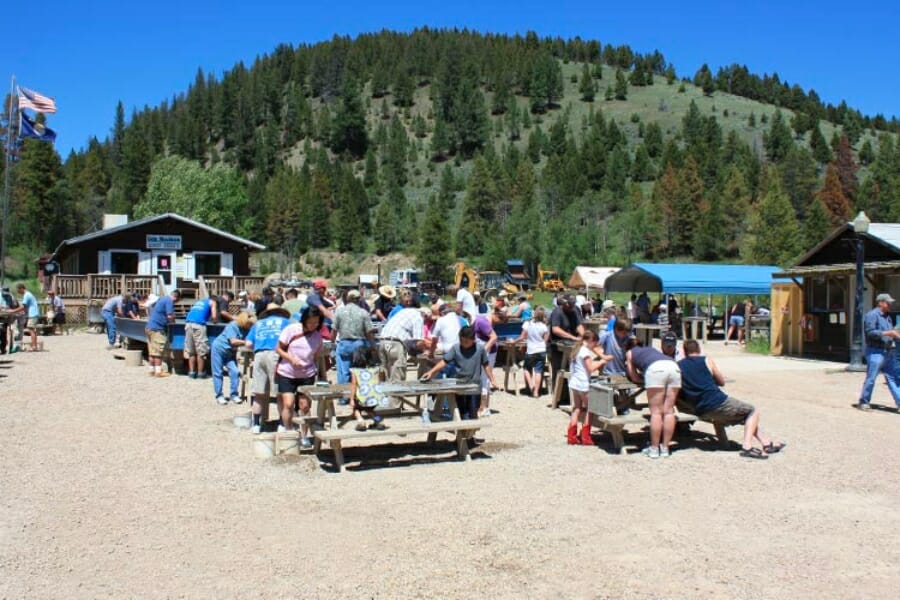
[115, 317, 229, 374]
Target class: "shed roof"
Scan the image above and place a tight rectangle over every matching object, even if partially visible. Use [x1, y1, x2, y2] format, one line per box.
[604, 263, 785, 295]
[567, 266, 619, 291]
[51, 212, 265, 258]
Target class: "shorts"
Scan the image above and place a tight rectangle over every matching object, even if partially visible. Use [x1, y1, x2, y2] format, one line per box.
[701, 397, 755, 425]
[147, 329, 168, 357]
[53, 313, 66, 325]
[729, 315, 745, 327]
[277, 375, 316, 395]
[644, 360, 682, 388]
[251, 350, 279, 396]
[25, 317, 39, 329]
[524, 352, 546, 373]
[183, 323, 209, 357]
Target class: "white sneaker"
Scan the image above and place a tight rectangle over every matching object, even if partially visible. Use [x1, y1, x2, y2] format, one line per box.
[659, 446, 670, 458]
[230, 395, 243, 404]
[642, 445, 660, 459]
[421, 410, 431, 424]
[251, 424, 261, 434]
[277, 424, 287, 433]
[215, 395, 228, 405]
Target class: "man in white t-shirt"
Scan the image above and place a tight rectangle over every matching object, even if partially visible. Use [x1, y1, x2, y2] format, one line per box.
[429, 304, 462, 355]
[448, 284, 477, 324]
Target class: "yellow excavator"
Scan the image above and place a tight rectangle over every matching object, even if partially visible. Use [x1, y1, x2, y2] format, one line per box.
[537, 265, 565, 293]
[453, 262, 508, 297]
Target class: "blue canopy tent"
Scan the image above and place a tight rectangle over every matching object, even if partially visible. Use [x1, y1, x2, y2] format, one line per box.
[604, 263, 786, 295]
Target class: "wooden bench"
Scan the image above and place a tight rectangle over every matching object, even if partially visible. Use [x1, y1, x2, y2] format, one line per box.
[312, 419, 491, 473]
[590, 411, 698, 454]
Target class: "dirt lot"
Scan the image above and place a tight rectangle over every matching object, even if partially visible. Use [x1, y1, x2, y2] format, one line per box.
[2, 333, 900, 599]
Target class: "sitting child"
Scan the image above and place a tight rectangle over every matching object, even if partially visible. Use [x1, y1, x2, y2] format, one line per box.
[349, 346, 388, 431]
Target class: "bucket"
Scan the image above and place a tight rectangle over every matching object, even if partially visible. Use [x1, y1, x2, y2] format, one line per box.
[276, 432, 300, 456]
[253, 434, 276, 459]
[252, 432, 300, 458]
[125, 349, 143, 367]
[233, 412, 252, 429]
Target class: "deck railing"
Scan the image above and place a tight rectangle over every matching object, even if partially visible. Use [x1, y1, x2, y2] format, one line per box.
[53, 274, 166, 300]
[200, 275, 265, 297]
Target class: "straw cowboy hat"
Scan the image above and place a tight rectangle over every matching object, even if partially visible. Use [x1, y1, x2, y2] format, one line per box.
[260, 302, 290, 319]
[379, 285, 397, 299]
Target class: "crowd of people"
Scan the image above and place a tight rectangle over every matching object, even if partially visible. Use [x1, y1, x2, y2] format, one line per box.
[75, 282, 790, 458]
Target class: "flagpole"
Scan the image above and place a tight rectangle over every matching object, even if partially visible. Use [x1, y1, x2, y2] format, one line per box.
[1, 74, 14, 286]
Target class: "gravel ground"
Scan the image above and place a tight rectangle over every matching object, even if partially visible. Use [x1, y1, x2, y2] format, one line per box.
[2, 332, 900, 599]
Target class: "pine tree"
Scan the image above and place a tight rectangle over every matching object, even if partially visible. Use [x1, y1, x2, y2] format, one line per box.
[416, 195, 453, 281]
[631, 143, 655, 181]
[779, 146, 818, 220]
[579, 64, 595, 102]
[455, 156, 499, 256]
[693, 64, 715, 96]
[450, 68, 488, 157]
[858, 139, 875, 166]
[671, 157, 704, 255]
[762, 109, 793, 163]
[803, 198, 832, 253]
[330, 77, 368, 159]
[372, 198, 396, 255]
[831, 135, 859, 203]
[817, 164, 852, 227]
[614, 68, 628, 100]
[809, 126, 833, 163]
[694, 193, 726, 260]
[430, 115, 449, 161]
[721, 166, 751, 257]
[14, 138, 65, 249]
[745, 180, 802, 266]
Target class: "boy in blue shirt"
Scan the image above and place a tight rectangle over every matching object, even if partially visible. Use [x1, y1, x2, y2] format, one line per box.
[245, 303, 291, 432]
[147, 289, 180, 377]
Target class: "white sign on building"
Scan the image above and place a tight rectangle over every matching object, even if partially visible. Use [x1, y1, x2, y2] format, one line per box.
[146, 235, 182, 250]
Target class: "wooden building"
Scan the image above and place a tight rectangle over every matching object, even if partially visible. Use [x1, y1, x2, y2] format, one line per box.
[47, 213, 265, 323]
[773, 221, 900, 362]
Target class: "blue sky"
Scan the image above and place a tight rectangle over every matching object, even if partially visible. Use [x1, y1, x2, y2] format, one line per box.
[4, 0, 898, 157]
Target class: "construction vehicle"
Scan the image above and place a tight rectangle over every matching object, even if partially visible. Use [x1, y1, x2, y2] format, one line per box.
[504, 259, 532, 292]
[537, 265, 565, 293]
[453, 262, 505, 297]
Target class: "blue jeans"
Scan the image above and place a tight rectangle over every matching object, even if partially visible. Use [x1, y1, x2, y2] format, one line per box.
[336, 339, 368, 384]
[103, 310, 116, 345]
[211, 348, 239, 398]
[860, 348, 900, 406]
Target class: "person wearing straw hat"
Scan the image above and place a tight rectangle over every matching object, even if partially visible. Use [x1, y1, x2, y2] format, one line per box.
[374, 285, 396, 322]
[245, 302, 291, 432]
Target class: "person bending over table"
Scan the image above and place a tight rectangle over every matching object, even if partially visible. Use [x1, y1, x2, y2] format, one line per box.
[677, 339, 785, 459]
[211, 311, 254, 406]
[275, 306, 324, 448]
[625, 337, 681, 458]
[567, 330, 608, 445]
[349, 346, 388, 431]
[246, 302, 291, 433]
[421, 326, 498, 421]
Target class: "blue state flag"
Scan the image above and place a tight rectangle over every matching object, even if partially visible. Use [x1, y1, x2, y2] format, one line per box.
[19, 112, 57, 143]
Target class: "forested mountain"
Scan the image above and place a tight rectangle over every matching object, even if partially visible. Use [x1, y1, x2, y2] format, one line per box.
[3, 27, 899, 280]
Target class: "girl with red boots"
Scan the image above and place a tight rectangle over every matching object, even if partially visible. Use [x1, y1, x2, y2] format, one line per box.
[567, 330, 608, 445]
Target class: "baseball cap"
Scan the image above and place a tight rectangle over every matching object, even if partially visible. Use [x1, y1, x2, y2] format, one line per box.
[661, 331, 678, 347]
[313, 279, 328, 289]
[347, 289, 361, 300]
[877, 293, 895, 303]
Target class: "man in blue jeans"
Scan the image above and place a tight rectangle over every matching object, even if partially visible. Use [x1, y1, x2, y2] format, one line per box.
[332, 290, 375, 384]
[857, 292, 900, 411]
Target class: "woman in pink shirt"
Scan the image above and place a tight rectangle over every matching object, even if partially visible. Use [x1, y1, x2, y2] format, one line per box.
[275, 306, 324, 447]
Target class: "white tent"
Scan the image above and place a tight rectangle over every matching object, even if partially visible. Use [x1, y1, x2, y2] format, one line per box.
[567, 266, 619, 294]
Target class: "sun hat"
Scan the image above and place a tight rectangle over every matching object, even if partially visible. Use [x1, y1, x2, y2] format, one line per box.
[379, 285, 397, 299]
[876, 293, 895, 303]
[238, 290, 248, 298]
[260, 302, 290, 318]
[347, 289, 361, 300]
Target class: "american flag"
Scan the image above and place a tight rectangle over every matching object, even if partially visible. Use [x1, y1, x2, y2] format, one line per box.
[18, 86, 57, 113]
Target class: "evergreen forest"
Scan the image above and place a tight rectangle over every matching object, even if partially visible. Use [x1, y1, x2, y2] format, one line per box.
[3, 28, 900, 281]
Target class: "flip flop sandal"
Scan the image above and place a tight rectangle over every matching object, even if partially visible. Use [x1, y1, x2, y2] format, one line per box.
[740, 447, 768, 460]
[763, 442, 786, 454]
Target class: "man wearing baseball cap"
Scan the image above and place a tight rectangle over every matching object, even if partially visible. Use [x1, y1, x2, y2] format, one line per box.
[857, 292, 900, 411]
[307, 279, 334, 322]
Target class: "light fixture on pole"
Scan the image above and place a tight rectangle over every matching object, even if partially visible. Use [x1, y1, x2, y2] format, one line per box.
[847, 211, 870, 372]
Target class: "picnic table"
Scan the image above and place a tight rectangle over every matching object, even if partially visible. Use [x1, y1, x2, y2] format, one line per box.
[550, 340, 576, 409]
[498, 339, 527, 394]
[682, 316, 708, 342]
[634, 323, 664, 347]
[299, 378, 490, 473]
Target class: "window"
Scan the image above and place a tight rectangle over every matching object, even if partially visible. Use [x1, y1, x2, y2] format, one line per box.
[195, 253, 222, 276]
[810, 277, 827, 311]
[829, 276, 846, 310]
[111, 252, 139, 274]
